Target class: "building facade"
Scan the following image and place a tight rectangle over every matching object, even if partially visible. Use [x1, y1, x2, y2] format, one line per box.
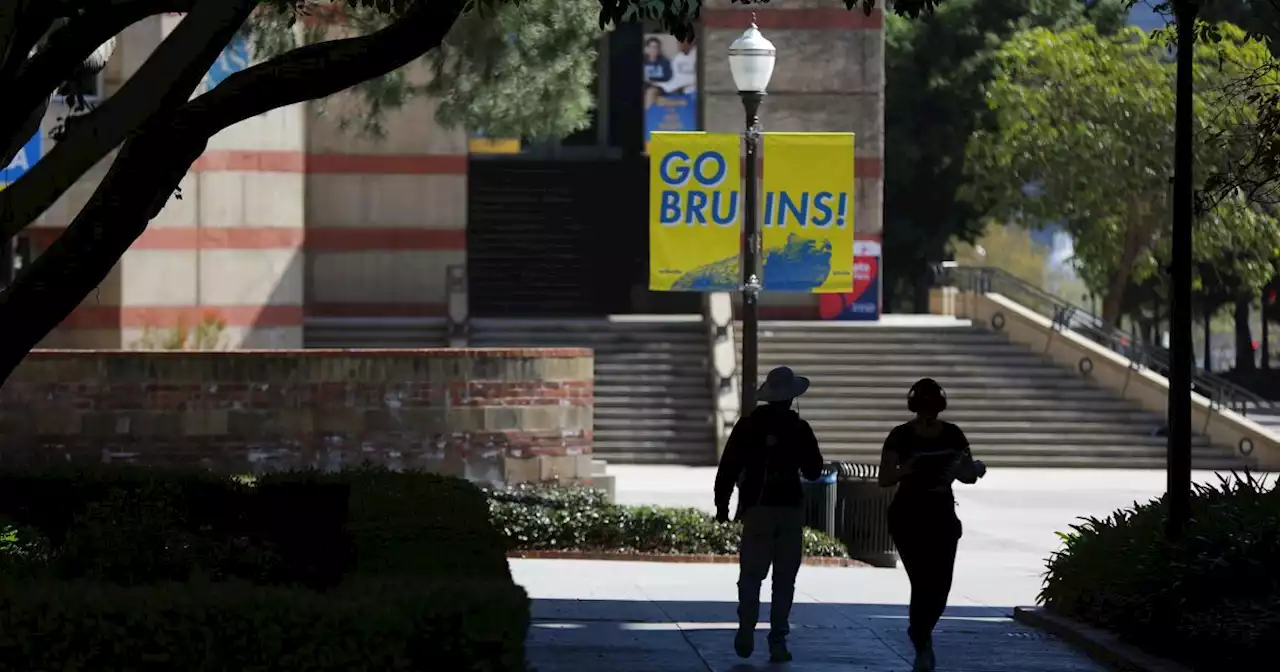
[20, 2, 883, 349]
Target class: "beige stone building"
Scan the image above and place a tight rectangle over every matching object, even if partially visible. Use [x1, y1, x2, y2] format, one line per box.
[20, 1, 882, 348]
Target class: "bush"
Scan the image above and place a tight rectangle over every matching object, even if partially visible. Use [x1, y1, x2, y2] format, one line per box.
[1041, 472, 1280, 670]
[0, 466, 531, 670]
[0, 576, 529, 671]
[487, 483, 849, 558]
[0, 466, 513, 585]
[258, 467, 511, 580]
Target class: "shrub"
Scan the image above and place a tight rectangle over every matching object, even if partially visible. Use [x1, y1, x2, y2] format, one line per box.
[259, 467, 511, 580]
[0, 576, 529, 671]
[1041, 472, 1280, 670]
[0, 466, 257, 584]
[0, 466, 514, 585]
[487, 483, 849, 558]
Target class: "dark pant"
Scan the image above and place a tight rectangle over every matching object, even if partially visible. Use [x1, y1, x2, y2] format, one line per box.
[887, 494, 962, 650]
[737, 505, 804, 644]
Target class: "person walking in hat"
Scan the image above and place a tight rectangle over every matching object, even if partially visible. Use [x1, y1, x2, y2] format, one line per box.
[878, 378, 987, 671]
[714, 366, 825, 663]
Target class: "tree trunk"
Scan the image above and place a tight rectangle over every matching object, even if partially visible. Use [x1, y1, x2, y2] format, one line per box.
[1234, 297, 1255, 372]
[0, 125, 205, 382]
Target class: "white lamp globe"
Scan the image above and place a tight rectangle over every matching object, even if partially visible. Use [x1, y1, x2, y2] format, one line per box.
[728, 23, 776, 94]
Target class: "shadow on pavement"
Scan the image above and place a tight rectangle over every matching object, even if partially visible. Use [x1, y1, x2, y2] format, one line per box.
[527, 599, 1100, 672]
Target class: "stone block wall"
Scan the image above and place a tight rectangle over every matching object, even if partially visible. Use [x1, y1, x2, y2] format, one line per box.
[0, 348, 593, 484]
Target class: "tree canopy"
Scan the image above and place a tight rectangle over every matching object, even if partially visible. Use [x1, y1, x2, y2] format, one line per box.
[964, 22, 1280, 326]
[881, 0, 1128, 312]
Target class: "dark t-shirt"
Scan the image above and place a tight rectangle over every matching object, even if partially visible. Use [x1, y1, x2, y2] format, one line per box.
[644, 57, 672, 84]
[714, 405, 824, 512]
[882, 421, 971, 499]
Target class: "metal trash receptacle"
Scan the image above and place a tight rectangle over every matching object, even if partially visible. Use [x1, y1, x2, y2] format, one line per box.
[833, 462, 899, 568]
[801, 466, 838, 538]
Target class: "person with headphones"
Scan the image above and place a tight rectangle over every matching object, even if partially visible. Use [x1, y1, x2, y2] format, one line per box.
[878, 378, 986, 672]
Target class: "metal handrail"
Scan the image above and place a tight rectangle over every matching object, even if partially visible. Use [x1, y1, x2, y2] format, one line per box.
[941, 265, 1276, 416]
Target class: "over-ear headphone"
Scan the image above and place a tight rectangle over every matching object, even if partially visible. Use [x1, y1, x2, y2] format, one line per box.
[907, 378, 947, 414]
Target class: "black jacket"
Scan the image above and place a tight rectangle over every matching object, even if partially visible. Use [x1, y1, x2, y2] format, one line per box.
[714, 404, 824, 514]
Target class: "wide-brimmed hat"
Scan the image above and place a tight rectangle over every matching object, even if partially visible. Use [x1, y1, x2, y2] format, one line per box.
[756, 366, 810, 402]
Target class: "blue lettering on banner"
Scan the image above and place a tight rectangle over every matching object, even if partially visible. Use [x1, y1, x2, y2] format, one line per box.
[658, 150, 738, 227]
[656, 149, 850, 231]
[1, 133, 42, 186]
[763, 191, 848, 229]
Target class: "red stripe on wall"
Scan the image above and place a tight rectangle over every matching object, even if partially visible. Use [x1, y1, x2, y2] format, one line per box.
[61, 305, 304, 330]
[703, 8, 883, 31]
[306, 228, 466, 252]
[307, 302, 448, 318]
[26, 227, 465, 251]
[190, 151, 468, 175]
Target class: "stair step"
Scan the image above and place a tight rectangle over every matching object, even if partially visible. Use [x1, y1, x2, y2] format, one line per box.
[804, 420, 1167, 435]
[798, 407, 1162, 422]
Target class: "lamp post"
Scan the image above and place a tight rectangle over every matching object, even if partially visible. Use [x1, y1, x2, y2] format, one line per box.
[728, 22, 776, 414]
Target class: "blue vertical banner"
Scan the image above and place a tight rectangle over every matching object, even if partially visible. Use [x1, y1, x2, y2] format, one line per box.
[643, 33, 699, 145]
[197, 35, 251, 95]
[0, 133, 42, 190]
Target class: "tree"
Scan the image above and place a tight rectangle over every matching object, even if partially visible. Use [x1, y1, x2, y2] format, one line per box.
[245, 0, 603, 141]
[951, 222, 1054, 287]
[0, 0, 716, 385]
[882, 0, 1128, 312]
[965, 22, 1280, 328]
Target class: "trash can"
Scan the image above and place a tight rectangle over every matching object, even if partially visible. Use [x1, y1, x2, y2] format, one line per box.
[833, 462, 899, 568]
[801, 465, 838, 538]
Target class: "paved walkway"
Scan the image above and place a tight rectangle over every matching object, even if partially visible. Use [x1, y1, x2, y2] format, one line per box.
[513, 558, 1105, 671]
[515, 466, 1260, 670]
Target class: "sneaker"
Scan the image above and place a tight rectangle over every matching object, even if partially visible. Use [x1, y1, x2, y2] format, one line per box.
[768, 639, 793, 663]
[912, 645, 935, 671]
[734, 627, 754, 658]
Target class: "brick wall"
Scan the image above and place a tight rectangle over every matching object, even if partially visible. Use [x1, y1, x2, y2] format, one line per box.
[0, 348, 593, 484]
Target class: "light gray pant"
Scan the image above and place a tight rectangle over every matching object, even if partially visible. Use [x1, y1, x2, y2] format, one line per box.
[737, 505, 804, 643]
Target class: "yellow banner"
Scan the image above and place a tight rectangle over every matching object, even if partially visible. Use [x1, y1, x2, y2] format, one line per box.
[649, 132, 741, 291]
[761, 133, 855, 293]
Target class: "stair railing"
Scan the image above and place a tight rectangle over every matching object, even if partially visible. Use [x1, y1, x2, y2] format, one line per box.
[940, 265, 1276, 417]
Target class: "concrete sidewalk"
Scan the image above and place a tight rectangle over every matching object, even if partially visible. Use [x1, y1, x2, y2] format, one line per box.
[514, 558, 1105, 672]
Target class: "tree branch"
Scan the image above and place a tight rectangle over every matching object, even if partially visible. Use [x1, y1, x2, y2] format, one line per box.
[0, 0, 197, 175]
[0, 0, 249, 239]
[0, 0, 51, 82]
[0, 0, 468, 380]
[181, 0, 467, 139]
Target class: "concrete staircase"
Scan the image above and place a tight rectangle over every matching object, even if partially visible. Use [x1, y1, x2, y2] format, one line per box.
[736, 320, 1246, 469]
[471, 317, 717, 465]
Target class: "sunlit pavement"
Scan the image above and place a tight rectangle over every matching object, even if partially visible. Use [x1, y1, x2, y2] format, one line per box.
[512, 559, 1104, 671]
[510, 466, 1251, 670]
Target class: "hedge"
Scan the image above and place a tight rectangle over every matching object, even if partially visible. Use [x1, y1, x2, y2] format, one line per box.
[0, 576, 528, 672]
[1040, 472, 1279, 670]
[486, 483, 849, 557]
[0, 466, 512, 585]
[0, 466, 529, 672]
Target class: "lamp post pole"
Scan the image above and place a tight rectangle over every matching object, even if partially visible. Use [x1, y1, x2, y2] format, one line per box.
[741, 92, 763, 412]
[728, 21, 776, 415]
[1168, 0, 1197, 542]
